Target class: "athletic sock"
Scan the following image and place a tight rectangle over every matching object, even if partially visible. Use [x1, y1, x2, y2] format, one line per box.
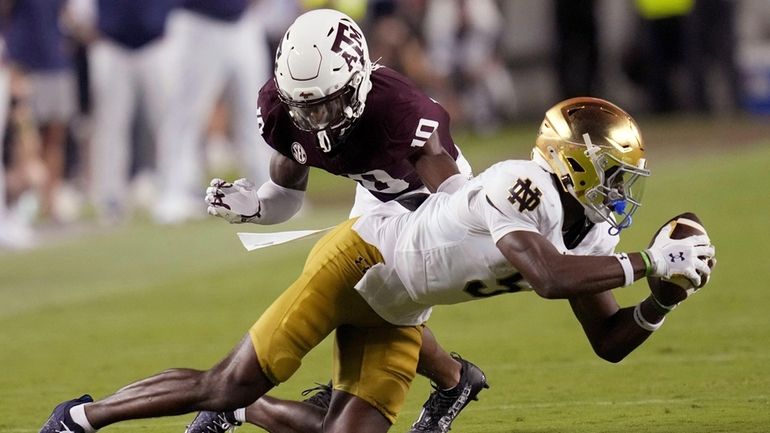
[233, 408, 246, 423]
[69, 404, 96, 433]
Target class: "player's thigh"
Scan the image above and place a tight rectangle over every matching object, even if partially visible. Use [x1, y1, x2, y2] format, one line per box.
[250, 219, 383, 385]
[333, 324, 423, 425]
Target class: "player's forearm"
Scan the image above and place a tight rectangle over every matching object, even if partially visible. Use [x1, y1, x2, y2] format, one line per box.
[546, 252, 648, 297]
[498, 232, 648, 299]
[250, 181, 304, 225]
[586, 296, 667, 363]
[522, 252, 647, 299]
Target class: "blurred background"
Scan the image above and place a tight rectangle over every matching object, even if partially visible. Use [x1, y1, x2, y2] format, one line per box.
[0, 0, 769, 249]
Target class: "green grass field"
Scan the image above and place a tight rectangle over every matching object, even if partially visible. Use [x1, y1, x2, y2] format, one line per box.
[2, 116, 770, 432]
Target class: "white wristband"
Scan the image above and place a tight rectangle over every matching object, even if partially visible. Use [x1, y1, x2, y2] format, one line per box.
[633, 303, 665, 332]
[614, 253, 634, 287]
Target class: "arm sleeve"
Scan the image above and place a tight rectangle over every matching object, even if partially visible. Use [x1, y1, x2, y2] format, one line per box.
[253, 181, 305, 225]
[436, 173, 470, 194]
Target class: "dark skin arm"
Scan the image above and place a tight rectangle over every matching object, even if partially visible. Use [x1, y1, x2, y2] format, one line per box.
[409, 130, 461, 192]
[497, 230, 666, 362]
[269, 151, 310, 191]
[497, 230, 646, 299]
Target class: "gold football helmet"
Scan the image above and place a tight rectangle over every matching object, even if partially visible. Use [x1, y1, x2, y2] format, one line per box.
[533, 97, 650, 233]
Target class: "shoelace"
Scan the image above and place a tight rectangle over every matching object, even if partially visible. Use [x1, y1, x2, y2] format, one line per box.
[212, 414, 235, 433]
[301, 382, 333, 411]
[185, 413, 238, 433]
[411, 387, 460, 431]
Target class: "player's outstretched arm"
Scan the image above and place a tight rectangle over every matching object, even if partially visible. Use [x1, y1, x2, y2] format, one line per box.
[496, 230, 714, 300]
[205, 153, 308, 225]
[496, 231, 648, 298]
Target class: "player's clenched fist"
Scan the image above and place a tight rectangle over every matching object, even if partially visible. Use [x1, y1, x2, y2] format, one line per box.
[205, 178, 261, 224]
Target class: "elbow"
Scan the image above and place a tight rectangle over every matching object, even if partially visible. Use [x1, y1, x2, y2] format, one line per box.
[529, 274, 569, 299]
[593, 344, 630, 364]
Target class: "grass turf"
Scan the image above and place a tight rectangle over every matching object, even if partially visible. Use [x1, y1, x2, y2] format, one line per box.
[2, 117, 769, 432]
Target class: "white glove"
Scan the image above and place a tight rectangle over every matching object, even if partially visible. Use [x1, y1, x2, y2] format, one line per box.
[645, 223, 715, 287]
[205, 178, 261, 224]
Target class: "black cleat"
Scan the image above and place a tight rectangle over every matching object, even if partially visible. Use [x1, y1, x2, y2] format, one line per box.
[185, 411, 241, 433]
[409, 354, 489, 433]
[39, 394, 93, 433]
[300, 381, 333, 411]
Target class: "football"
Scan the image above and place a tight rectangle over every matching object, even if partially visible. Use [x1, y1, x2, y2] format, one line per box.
[647, 212, 711, 306]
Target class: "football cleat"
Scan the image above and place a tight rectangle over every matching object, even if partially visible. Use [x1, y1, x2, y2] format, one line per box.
[39, 394, 93, 433]
[409, 354, 489, 433]
[184, 411, 241, 433]
[300, 381, 333, 411]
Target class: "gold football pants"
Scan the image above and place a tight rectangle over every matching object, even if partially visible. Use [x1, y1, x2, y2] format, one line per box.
[249, 218, 423, 423]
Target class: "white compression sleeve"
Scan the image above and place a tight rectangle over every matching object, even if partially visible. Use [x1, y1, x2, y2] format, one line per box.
[253, 180, 305, 225]
[436, 173, 470, 194]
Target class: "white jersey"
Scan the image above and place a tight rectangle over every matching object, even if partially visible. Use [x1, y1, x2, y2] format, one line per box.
[352, 160, 619, 326]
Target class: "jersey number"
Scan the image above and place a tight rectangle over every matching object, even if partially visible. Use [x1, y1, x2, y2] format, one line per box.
[463, 272, 527, 298]
[257, 106, 265, 136]
[346, 170, 410, 194]
[410, 118, 439, 148]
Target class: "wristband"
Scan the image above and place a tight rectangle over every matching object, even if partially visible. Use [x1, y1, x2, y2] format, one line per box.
[614, 253, 634, 287]
[633, 303, 665, 332]
[639, 250, 653, 276]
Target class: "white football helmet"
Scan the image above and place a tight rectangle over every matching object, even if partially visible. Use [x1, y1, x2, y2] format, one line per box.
[532, 97, 650, 234]
[274, 9, 373, 152]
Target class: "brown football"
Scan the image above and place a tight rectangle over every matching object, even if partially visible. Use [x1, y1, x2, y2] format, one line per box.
[646, 212, 710, 306]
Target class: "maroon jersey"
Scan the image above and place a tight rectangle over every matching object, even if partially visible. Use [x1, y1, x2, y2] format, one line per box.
[257, 66, 460, 202]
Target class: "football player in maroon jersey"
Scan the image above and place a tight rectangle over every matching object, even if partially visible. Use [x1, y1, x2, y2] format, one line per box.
[200, 8, 482, 433]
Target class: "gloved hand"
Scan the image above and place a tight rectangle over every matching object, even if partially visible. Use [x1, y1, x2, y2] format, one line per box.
[645, 223, 715, 287]
[205, 178, 261, 224]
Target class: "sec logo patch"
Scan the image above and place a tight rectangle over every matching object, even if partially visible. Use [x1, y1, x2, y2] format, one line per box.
[291, 142, 307, 164]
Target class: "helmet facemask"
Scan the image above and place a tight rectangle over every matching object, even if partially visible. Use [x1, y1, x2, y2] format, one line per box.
[278, 69, 368, 152]
[273, 9, 373, 153]
[580, 134, 649, 233]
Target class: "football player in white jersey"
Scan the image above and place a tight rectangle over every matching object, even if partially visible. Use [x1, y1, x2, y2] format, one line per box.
[38, 97, 715, 433]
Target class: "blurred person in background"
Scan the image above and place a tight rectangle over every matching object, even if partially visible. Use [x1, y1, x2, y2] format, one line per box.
[254, 0, 302, 54]
[689, 0, 740, 113]
[365, 0, 453, 113]
[0, 36, 35, 248]
[553, 0, 600, 99]
[631, 0, 707, 113]
[300, 0, 367, 21]
[80, 0, 178, 224]
[153, 0, 273, 225]
[737, 0, 770, 114]
[423, 0, 515, 132]
[1, 0, 77, 223]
